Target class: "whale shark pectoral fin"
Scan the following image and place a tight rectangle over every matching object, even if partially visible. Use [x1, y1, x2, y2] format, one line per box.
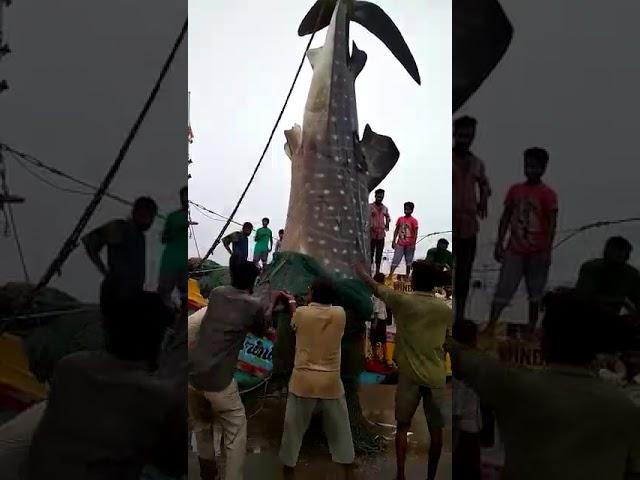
[352, 1, 421, 85]
[284, 143, 293, 160]
[284, 124, 303, 161]
[350, 41, 367, 79]
[453, 0, 513, 112]
[298, 0, 337, 36]
[306, 47, 323, 70]
[359, 124, 399, 192]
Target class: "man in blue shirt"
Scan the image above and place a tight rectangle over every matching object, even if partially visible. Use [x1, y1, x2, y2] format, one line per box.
[222, 222, 253, 268]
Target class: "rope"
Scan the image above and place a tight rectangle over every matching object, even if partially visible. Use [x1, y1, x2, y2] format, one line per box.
[4, 202, 29, 282]
[189, 200, 242, 226]
[0, 151, 30, 282]
[553, 217, 640, 249]
[189, 200, 280, 245]
[196, 2, 328, 269]
[187, 199, 291, 246]
[7, 149, 93, 195]
[470, 216, 640, 273]
[415, 230, 452, 245]
[1, 145, 167, 220]
[188, 210, 201, 257]
[30, 19, 186, 296]
[190, 267, 229, 274]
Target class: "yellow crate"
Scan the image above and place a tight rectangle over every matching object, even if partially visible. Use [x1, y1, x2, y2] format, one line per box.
[0, 334, 48, 401]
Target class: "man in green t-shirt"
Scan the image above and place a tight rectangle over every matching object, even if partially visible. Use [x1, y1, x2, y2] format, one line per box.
[158, 186, 189, 308]
[576, 236, 640, 316]
[426, 238, 453, 270]
[253, 217, 273, 269]
[355, 260, 452, 480]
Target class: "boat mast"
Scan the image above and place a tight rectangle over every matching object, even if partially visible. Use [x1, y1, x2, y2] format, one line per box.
[0, 0, 10, 93]
[0, 0, 29, 282]
[187, 91, 199, 254]
[0, 0, 24, 209]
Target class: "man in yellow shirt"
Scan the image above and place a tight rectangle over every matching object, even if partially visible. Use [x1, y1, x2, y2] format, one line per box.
[279, 277, 355, 480]
[449, 289, 640, 480]
[355, 260, 452, 480]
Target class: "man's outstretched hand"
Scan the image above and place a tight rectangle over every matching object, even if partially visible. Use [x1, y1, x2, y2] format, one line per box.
[353, 262, 369, 279]
[353, 262, 378, 292]
[477, 326, 499, 352]
[271, 290, 294, 303]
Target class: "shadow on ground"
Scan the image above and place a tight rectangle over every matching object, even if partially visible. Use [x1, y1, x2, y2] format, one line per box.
[189, 383, 452, 480]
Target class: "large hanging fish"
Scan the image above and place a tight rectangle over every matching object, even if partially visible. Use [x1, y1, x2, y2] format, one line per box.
[281, 0, 420, 278]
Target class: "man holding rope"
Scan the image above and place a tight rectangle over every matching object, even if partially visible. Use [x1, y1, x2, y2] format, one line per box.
[188, 261, 288, 480]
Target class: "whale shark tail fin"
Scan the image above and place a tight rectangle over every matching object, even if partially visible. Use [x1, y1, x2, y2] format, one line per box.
[351, 1, 420, 85]
[298, 0, 337, 36]
[453, 0, 513, 112]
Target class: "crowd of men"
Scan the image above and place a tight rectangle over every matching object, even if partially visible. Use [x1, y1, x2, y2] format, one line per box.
[451, 114, 640, 479]
[220, 189, 453, 281]
[83, 185, 191, 311]
[186, 255, 452, 480]
[221, 218, 284, 271]
[3, 114, 640, 480]
[0, 186, 192, 479]
[184, 183, 458, 480]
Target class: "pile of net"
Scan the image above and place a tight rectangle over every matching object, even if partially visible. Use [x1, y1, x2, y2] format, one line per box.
[0, 283, 103, 384]
[188, 258, 229, 298]
[257, 252, 372, 318]
[258, 252, 382, 453]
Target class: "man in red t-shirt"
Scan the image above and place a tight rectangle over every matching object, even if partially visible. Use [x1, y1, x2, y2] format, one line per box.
[453, 116, 491, 325]
[485, 147, 558, 335]
[369, 189, 391, 275]
[390, 202, 419, 277]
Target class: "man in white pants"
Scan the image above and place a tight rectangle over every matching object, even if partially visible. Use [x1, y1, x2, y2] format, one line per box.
[0, 401, 46, 480]
[187, 306, 222, 477]
[189, 261, 284, 480]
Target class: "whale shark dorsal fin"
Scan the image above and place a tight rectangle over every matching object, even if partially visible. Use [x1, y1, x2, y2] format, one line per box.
[298, 0, 337, 36]
[352, 1, 421, 85]
[284, 124, 303, 161]
[306, 47, 323, 70]
[350, 41, 367, 79]
[359, 124, 399, 192]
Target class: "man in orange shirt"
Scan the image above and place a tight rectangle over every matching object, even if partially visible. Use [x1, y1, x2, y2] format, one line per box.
[370, 189, 391, 275]
[452, 116, 491, 324]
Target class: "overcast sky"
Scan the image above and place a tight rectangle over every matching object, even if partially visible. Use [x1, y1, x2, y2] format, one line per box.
[460, 0, 640, 322]
[0, 1, 187, 302]
[188, 0, 452, 267]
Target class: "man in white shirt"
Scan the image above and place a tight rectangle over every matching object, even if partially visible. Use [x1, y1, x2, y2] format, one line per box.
[452, 320, 482, 480]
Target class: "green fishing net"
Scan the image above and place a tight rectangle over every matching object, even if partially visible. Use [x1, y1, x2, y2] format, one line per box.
[260, 252, 381, 454]
[0, 284, 103, 383]
[190, 259, 230, 298]
[258, 251, 373, 319]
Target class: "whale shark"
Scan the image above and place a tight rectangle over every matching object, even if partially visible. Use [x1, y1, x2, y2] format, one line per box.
[280, 0, 420, 277]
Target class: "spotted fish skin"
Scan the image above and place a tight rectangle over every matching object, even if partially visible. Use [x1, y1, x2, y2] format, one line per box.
[282, 1, 367, 278]
[281, 0, 421, 278]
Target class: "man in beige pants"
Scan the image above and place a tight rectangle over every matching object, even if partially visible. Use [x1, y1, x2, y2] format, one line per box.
[187, 306, 222, 477]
